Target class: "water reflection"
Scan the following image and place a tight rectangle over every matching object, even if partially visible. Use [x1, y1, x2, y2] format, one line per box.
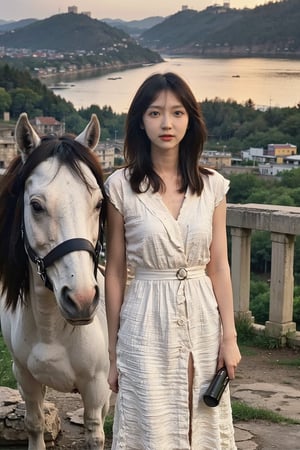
[45, 57, 300, 113]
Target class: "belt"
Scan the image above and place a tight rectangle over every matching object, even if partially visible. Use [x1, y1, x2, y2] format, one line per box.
[134, 266, 206, 281]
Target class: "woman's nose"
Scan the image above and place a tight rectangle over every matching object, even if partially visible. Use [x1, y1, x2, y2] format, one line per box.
[161, 114, 172, 129]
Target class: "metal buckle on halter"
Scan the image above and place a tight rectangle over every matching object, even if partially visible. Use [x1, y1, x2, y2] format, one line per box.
[36, 258, 46, 281]
[176, 267, 187, 280]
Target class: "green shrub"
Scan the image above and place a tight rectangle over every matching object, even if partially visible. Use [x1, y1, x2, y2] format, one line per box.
[0, 333, 16, 388]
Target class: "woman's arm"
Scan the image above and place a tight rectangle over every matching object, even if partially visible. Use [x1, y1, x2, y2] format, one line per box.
[105, 200, 127, 392]
[206, 197, 241, 379]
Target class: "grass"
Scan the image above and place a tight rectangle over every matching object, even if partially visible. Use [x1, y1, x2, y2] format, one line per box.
[104, 414, 114, 439]
[236, 316, 281, 349]
[0, 332, 16, 388]
[274, 358, 300, 367]
[238, 345, 258, 357]
[232, 400, 300, 425]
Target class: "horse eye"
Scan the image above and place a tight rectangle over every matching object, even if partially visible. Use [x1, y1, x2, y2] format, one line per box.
[30, 200, 44, 213]
[95, 199, 103, 211]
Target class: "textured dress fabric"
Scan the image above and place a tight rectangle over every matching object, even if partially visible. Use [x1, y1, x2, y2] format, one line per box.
[105, 168, 236, 450]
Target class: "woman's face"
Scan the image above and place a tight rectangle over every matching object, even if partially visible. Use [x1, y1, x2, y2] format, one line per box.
[142, 90, 189, 154]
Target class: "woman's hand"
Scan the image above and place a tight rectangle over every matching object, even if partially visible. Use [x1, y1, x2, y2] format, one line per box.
[108, 359, 119, 393]
[217, 337, 241, 380]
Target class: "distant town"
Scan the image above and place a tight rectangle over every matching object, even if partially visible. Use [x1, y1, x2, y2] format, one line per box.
[0, 114, 298, 178]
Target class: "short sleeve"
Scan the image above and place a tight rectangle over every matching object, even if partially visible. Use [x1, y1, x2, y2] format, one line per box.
[210, 170, 230, 207]
[104, 169, 125, 215]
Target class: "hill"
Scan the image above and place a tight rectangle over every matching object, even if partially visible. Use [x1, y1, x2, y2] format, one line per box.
[0, 13, 162, 64]
[102, 16, 165, 36]
[141, 0, 300, 57]
[0, 18, 37, 33]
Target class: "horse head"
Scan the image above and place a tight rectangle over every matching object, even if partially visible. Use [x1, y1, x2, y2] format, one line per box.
[0, 113, 106, 325]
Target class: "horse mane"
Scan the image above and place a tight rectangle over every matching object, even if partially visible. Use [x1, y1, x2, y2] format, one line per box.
[0, 134, 106, 311]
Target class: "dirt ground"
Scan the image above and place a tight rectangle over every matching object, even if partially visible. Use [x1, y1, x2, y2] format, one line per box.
[45, 345, 300, 449]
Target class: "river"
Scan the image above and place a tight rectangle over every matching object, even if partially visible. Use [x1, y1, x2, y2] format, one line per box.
[47, 57, 300, 113]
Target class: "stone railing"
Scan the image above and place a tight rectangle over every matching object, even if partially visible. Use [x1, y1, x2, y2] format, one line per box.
[227, 203, 300, 347]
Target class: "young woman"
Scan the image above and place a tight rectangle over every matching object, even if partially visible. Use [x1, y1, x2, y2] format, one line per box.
[104, 72, 241, 449]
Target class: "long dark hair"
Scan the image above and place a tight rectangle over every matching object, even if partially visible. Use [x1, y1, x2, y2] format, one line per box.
[0, 135, 106, 310]
[124, 72, 212, 195]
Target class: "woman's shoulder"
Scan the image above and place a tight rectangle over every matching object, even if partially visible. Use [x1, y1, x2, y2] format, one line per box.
[105, 167, 130, 188]
[201, 168, 230, 199]
[104, 168, 131, 213]
[106, 167, 126, 182]
[202, 167, 228, 182]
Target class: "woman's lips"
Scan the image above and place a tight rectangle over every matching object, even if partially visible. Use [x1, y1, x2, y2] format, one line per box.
[159, 135, 173, 141]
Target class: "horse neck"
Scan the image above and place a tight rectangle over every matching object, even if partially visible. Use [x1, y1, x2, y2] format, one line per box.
[27, 266, 69, 343]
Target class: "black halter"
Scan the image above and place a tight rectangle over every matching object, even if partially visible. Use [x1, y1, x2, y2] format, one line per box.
[22, 224, 102, 291]
[15, 134, 105, 292]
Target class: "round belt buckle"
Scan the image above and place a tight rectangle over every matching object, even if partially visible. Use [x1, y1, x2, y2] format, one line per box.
[176, 267, 187, 280]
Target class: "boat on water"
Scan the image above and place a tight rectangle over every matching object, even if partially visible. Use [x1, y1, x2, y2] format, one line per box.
[49, 82, 75, 90]
[107, 76, 122, 80]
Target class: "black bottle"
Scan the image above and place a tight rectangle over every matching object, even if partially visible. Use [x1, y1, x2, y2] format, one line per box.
[203, 367, 229, 407]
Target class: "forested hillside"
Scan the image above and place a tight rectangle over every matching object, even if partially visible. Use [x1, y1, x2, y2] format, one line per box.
[141, 0, 300, 57]
[0, 12, 161, 64]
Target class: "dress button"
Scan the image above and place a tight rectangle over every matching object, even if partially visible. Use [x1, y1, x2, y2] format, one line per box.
[176, 267, 187, 280]
[177, 318, 184, 326]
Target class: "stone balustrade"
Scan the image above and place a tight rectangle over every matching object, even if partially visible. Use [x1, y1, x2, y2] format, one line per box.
[227, 203, 300, 347]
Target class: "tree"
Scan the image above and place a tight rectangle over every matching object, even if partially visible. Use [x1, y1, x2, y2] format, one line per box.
[0, 87, 11, 117]
[279, 167, 300, 189]
[64, 113, 87, 135]
[10, 88, 41, 117]
[227, 173, 264, 203]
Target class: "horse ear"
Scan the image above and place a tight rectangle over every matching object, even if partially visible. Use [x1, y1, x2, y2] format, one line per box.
[15, 113, 41, 162]
[75, 114, 101, 151]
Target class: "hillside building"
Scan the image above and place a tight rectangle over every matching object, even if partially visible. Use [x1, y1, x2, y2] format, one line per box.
[68, 6, 78, 14]
[265, 143, 297, 163]
[200, 150, 232, 169]
[30, 117, 65, 136]
[96, 143, 115, 172]
[241, 147, 264, 163]
[0, 123, 17, 170]
[67, 5, 91, 17]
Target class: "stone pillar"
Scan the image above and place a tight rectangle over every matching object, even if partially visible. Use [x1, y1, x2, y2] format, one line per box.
[230, 227, 252, 320]
[265, 232, 296, 339]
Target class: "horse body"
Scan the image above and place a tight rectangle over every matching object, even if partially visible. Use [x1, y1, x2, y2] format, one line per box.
[0, 114, 110, 450]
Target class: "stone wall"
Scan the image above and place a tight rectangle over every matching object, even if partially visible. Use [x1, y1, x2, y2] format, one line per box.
[0, 386, 60, 446]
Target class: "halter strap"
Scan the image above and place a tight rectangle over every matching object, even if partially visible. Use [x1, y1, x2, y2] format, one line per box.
[23, 227, 100, 291]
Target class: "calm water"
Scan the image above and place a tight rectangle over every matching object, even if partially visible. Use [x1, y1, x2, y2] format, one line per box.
[48, 57, 300, 113]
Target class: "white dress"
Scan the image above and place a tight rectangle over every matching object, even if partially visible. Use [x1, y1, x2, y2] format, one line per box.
[105, 168, 236, 450]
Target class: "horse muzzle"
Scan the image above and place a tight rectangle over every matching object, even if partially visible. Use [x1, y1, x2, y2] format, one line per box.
[60, 285, 100, 325]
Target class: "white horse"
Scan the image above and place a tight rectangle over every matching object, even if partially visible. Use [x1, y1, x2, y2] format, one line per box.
[0, 113, 110, 450]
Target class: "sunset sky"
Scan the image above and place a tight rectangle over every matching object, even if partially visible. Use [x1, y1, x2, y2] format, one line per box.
[2, 1, 264, 22]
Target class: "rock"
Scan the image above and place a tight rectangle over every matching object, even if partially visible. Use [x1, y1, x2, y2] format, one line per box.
[66, 407, 84, 425]
[0, 386, 61, 446]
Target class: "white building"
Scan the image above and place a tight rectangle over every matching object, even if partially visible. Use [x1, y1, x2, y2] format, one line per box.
[241, 147, 264, 162]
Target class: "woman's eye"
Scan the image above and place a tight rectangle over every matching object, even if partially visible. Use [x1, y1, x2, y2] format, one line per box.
[175, 110, 184, 116]
[149, 111, 159, 117]
[30, 200, 44, 213]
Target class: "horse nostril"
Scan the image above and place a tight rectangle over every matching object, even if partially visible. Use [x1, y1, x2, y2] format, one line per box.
[61, 286, 78, 316]
[60, 285, 100, 319]
[94, 284, 100, 305]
